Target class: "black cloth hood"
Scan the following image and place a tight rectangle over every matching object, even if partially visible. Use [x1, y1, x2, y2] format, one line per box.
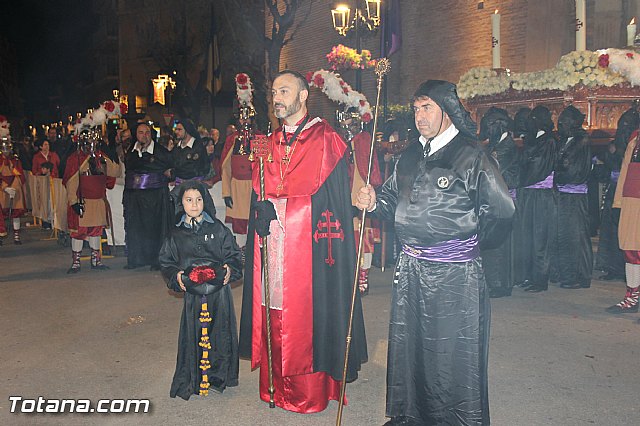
[413, 80, 477, 139]
[178, 118, 201, 144]
[559, 105, 585, 129]
[171, 180, 216, 224]
[615, 107, 640, 144]
[479, 107, 513, 149]
[513, 107, 531, 137]
[527, 105, 554, 134]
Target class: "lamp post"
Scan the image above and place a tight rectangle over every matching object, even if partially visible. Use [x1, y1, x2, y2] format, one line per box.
[331, 0, 381, 91]
[152, 74, 177, 106]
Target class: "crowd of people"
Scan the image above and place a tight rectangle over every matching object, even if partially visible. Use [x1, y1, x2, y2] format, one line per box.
[2, 73, 639, 425]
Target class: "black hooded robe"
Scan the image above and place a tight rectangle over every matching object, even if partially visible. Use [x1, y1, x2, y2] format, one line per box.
[482, 134, 521, 297]
[376, 132, 514, 425]
[514, 131, 557, 289]
[123, 140, 173, 268]
[158, 181, 243, 400]
[555, 132, 593, 287]
[595, 147, 626, 277]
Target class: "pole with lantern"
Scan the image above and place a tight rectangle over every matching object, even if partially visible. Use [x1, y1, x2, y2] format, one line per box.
[331, 0, 382, 92]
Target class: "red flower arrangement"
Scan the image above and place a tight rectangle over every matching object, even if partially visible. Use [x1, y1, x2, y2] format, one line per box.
[188, 266, 217, 284]
[598, 54, 610, 68]
[103, 101, 115, 113]
[236, 73, 248, 85]
[326, 44, 377, 71]
[120, 103, 128, 115]
[313, 74, 325, 88]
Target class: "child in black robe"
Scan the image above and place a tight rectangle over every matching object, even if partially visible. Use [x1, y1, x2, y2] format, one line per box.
[159, 180, 242, 400]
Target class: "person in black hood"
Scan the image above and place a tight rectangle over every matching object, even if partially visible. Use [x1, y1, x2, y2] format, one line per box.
[158, 180, 243, 400]
[554, 105, 593, 289]
[513, 107, 532, 139]
[596, 107, 640, 281]
[172, 119, 210, 184]
[356, 80, 514, 426]
[516, 105, 558, 293]
[479, 107, 521, 298]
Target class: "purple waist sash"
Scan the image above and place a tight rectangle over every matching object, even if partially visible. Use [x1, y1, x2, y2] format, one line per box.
[125, 172, 168, 190]
[557, 183, 588, 194]
[174, 175, 204, 186]
[402, 234, 479, 263]
[611, 170, 620, 183]
[525, 172, 554, 189]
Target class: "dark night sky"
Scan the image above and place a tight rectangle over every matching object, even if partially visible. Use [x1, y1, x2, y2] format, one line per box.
[2, 0, 95, 121]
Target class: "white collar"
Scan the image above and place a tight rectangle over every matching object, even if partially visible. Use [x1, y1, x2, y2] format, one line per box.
[179, 136, 195, 149]
[133, 140, 155, 157]
[419, 124, 459, 156]
[536, 130, 546, 138]
[283, 117, 321, 134]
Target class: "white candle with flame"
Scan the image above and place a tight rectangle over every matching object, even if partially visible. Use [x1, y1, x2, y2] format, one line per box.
[628, 18, 637, 46]
[576, 0, 586, 51]
[491, 9, 501, 68]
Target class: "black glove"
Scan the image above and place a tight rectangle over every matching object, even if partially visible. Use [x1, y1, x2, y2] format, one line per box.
[71, 202, 85, 217]
[352, 205, 362, 218]
[254, 200, 277, 237]
[224, 196, 233, 209]
[612, 207, 621, 226]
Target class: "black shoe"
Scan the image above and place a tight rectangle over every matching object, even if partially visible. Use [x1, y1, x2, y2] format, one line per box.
[67, 266, 80, 274]
[524, 284, 547, 293]
[515, 280, 531, 288]
[149, 264, 160, 271]
[560, 282, 583, 289]
[124, 264, 140, 270]
[91, 264, 110, 271]
[605, 303, 639, 314]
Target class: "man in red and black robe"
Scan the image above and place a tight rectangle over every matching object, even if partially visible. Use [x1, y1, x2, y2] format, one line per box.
[239, 70, 367, 414]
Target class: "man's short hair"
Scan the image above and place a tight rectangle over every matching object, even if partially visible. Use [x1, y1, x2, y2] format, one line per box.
[274, 69, 310, 93]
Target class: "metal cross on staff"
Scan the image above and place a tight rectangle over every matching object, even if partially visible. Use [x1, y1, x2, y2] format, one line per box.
[248, 134, 276, 408]
[336, 57, 391, 426]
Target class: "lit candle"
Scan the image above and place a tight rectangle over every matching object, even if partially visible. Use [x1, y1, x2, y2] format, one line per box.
[576, 0, 586, 51]
[628, 18, 637, 46]
[491, 9, 501, 68]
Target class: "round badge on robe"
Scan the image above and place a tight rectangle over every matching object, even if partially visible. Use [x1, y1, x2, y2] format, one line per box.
[186, 153, 192, 160]
[193, 153, 199, 160]
[437, 176, 449, 189]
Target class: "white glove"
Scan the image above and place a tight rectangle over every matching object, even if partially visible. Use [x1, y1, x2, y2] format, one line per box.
[4, 187, 16, 199]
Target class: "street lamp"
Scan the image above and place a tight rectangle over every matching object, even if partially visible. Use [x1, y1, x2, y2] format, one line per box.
[331, 0, 382, 91]
[152, 74, 177, 106]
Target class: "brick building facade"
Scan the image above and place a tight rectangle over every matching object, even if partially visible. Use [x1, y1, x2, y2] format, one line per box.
[275, 0, 639, 121]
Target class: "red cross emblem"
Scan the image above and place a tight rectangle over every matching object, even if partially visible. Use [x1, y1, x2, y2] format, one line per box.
[313, 209, 344, 266]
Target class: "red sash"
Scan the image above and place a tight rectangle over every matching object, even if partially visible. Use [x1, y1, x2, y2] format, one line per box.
[622, 163, 640, 199]
[231, 155, 252, 180]
[79, 175, 107, 199]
